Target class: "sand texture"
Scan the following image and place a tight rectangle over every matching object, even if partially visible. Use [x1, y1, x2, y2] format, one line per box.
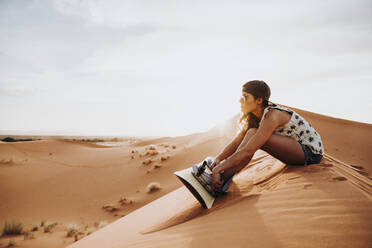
[0, 107, 371, 248]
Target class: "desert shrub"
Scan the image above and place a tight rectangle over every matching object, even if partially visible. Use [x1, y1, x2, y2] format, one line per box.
[160, 155, 170, 161]
[0, 158, 14, 165]
[94, 221, 108, 229]
[102, 204, 120, 212]
[146, 182, 161, 193]
[2, 137, 15, 142]
[2, 220, 23, 236]
[153, 164, 162, 169]
[23, 231, 35, 240]
[142, 158, 153, 165]
[44, 222, 57, 233]
[86, 226, 96, 235]
[145, 150, 158, 156]
[7, 239, 15, 247]
[118, 197, 134, 205]
[66, 224, 82, 237]
[145, 145, 156, 150]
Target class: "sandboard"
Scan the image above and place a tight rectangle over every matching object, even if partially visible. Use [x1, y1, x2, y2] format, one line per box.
[174, 157, 233, 209]
[175, 167, 215, 209]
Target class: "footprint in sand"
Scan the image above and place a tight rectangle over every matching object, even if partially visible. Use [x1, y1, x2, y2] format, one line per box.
[351, 165, 364, 170]
[319, 163, 333, 168]
[303, 183, 313, 189]
[332, 176, 347, 181]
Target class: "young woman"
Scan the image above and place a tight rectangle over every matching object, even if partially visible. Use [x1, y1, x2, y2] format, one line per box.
[210, 80, 324, 191]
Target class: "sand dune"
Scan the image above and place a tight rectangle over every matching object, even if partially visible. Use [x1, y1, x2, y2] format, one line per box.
[0, 106, 371, 248]
[66, 151, 371, 248]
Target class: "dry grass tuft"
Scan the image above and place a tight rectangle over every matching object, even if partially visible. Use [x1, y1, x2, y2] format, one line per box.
[160, 155, 170, 162]
[6, 239, 15, 247]
[94, 221, 108, 229]
[0, 158, 14, 165]
[23, 231, 35, 240]
[102, 204, 120, 212]
[66, 224, 83, 237]
[142, 158, 153, 165]
[118, 197, 134, 205]
[144, 150, 159, 156]
[146, 145, 157, 150]
[153, 164, 162, 169]
[146, 182, 161, 193]
[2, 220, 23, 236]
[86, 226, 96, 235]
[44, 222, 58, 233]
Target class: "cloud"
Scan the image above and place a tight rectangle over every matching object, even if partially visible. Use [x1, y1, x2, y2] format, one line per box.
[0, 0, 371, 135]
[0, 87, 40, 97]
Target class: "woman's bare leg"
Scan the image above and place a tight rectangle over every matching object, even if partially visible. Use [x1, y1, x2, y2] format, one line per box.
[260, 134, 306, 165]
[219, 128, 306, 182]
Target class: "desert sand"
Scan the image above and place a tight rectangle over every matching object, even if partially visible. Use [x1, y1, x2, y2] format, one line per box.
[0, 106, 371, 248]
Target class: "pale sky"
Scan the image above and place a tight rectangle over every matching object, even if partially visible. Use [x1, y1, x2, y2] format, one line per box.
[0, 0, 371, 137]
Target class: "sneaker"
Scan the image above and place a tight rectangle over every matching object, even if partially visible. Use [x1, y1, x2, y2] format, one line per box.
[192, 158, 235, 197]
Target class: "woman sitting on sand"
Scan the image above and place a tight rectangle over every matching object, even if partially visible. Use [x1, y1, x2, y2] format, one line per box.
[210, 80, 324, 191]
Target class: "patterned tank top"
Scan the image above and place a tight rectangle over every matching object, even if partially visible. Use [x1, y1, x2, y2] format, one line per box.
[259, 105, 324, 155]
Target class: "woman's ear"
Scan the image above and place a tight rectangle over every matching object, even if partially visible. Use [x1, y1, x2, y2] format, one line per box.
[256, 97, 263, 105]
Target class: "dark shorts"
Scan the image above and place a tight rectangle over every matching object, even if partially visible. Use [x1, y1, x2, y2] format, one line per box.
[300, 144, 323, 165]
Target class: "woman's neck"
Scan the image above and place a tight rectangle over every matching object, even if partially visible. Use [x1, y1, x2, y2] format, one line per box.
[251, 106, 265, 120]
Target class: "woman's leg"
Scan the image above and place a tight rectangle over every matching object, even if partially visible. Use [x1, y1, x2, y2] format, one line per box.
[260, 134, 306, 165]
[219, 128, 306, 182]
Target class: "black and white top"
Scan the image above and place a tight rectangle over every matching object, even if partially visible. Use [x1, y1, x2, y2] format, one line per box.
[259, 105, 324, 155]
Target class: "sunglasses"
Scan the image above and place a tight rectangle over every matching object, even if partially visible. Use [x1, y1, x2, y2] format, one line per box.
[240, 94, 249, 101]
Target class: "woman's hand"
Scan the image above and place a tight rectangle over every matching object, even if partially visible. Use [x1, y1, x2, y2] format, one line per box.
[209, 159, 220, 170]
[212, 171, 223, 191]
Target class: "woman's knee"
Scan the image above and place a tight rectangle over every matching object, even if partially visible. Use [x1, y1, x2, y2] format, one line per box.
[260, 134, 306, 164]
[261, 134, 275, 151]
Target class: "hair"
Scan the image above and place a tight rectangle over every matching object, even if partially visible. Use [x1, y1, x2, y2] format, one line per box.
[238, 80, 276, 132]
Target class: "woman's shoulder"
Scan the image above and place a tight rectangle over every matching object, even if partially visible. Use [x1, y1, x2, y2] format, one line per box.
[262, 105, 292, 126]
[266, 104, 293, 113]
[263, 104, 293, 118]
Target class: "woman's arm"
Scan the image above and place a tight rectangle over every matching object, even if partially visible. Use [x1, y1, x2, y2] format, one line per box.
[213, 110, 288, 175]
[211, 129, 247, 168]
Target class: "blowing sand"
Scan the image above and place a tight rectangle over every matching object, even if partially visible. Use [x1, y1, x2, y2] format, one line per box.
[0, 106, 371, 248]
